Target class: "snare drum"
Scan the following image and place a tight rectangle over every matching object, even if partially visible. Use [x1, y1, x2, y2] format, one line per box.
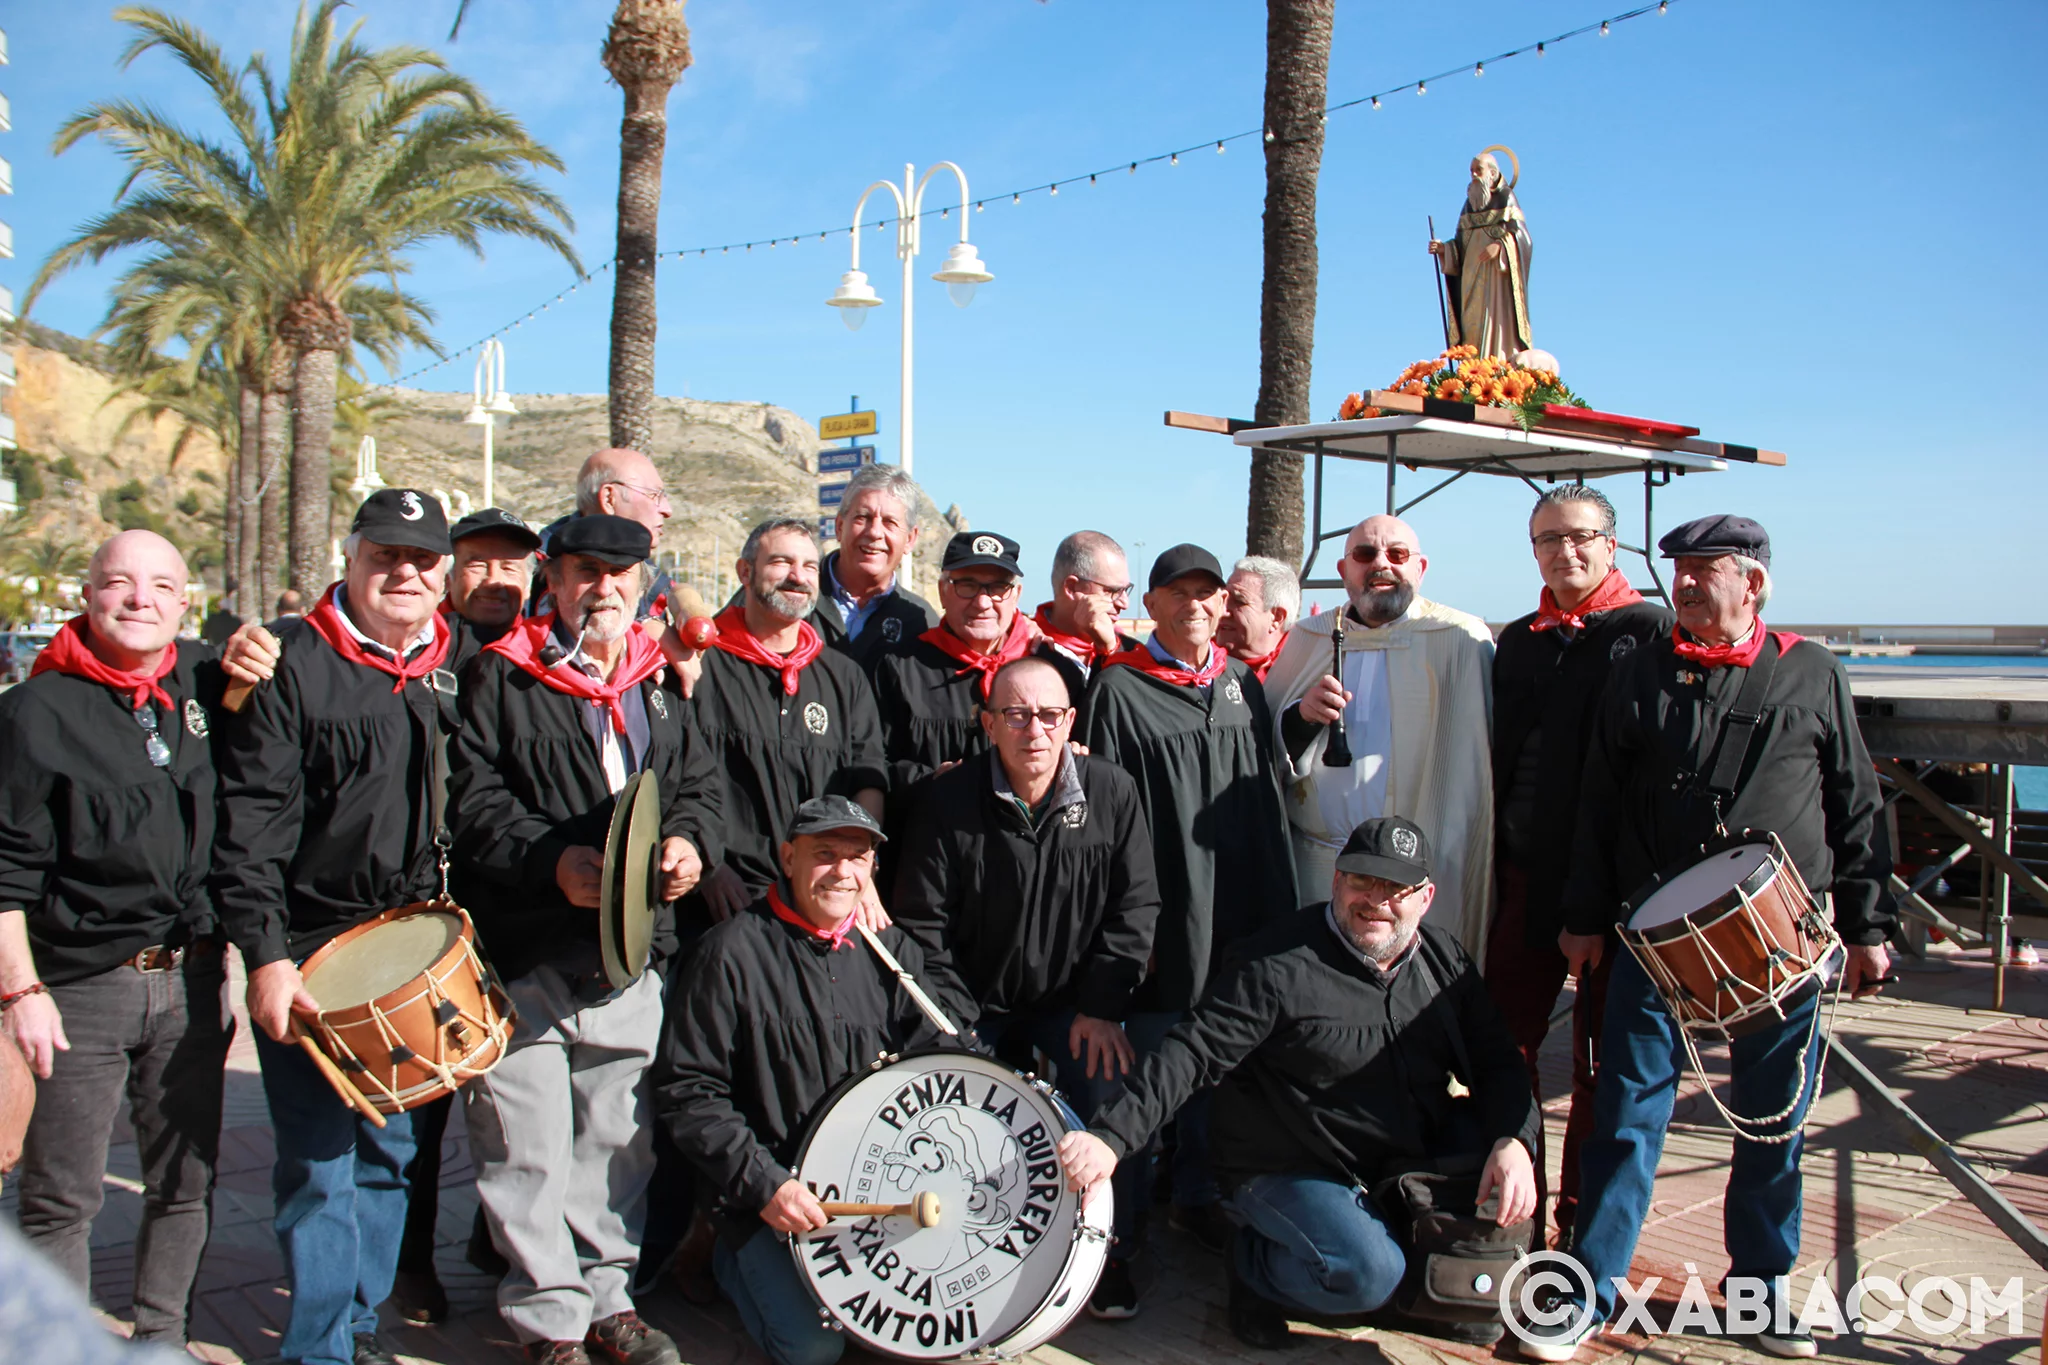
[1622, 835, 1841, 1036]
[297, 902, 515, 1113]
[790, 1051, 1110, 1361]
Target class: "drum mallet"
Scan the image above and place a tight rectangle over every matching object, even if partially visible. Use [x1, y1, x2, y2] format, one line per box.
[820, 1192, 942, 1227]
[291, 1027, 388, 1129]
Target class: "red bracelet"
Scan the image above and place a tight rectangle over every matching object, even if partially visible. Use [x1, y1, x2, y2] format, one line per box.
[0, 981, 48, 1011]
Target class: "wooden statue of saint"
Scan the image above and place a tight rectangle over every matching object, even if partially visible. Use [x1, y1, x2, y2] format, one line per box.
[1428, 146, 1534, 360]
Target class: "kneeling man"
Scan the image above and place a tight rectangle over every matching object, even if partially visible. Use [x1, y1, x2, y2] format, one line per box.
[1058, 817, 1538, 1350]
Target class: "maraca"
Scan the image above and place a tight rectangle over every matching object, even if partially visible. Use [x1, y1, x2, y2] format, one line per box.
[679, 615, 719, 649]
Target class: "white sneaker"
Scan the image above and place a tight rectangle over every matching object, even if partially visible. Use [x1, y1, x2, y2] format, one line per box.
[1516, 1313, 1601, 1362]
[1755, 1328, 1819, 1358]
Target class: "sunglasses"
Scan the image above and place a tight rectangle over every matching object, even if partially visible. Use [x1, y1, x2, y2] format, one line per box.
[135, 705, 172, 768]
[1348, 544, 1415, 566]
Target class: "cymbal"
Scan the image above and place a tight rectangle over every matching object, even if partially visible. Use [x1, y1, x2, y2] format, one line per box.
[599, 770, 660, 990]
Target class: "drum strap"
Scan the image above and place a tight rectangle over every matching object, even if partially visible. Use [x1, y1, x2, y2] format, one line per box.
[422, 670, 460, 901]
[854, 923, 960, 1038]
[1699, 635, 1781, 822]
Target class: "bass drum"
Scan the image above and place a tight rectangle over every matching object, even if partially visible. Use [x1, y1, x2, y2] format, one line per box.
[790, 1051, 1111, 1360]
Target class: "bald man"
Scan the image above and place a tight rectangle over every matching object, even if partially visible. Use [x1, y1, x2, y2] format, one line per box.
[533, 448, 677, 622]
[0, 530, 234, 1351]
[1265, 515, 1497, 955]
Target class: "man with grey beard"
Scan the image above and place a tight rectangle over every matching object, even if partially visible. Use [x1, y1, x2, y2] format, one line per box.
[1265, 515, 1497, 955]
[691, 518, 888, 923]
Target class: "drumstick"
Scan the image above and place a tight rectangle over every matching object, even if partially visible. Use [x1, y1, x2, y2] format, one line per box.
[294, 1031, 388, 1129]
[820, 1192, 942, 1227]
[222, 680, 254, 713]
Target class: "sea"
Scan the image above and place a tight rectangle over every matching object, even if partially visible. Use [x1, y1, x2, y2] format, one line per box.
[1846, 654, 2047, 810]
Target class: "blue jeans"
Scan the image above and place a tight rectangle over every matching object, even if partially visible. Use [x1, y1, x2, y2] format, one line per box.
[1227, 1174, 1408, 1315]
[1571, 948, 1822, 1319]
[713, 1225, 843, 1365]
[1124, 1010, 1220, 1209]
[254, 1029, 418, 1365]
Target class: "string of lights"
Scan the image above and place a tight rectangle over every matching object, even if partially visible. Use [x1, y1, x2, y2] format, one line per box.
[376, 0, 1681, 389]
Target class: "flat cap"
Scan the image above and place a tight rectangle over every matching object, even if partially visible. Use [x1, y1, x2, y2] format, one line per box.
[1658, 514, 1770, 568]
[941, 531, 1022, 578]
[787, 794, 886, 845]
[450, 507, 541, 552]
[1333, 815, 1432, 886]
[351, 489, 452, 555]
[1146, 543, 1226, 592]
[549, 514, 651, 569]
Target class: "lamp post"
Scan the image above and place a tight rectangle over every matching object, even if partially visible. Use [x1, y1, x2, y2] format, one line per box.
[464, 338, 518, 507]
[349, 435, 386, 505]
[825, 162, 993, 479]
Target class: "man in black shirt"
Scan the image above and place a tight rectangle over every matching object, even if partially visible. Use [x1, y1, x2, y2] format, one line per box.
[654, 797, 949, 1365]
[1486, 486, 1670, 1246]
[446, 507, 542, 662]
[1059, 816, 1538, 1350]
[0, 530, 233, 1351]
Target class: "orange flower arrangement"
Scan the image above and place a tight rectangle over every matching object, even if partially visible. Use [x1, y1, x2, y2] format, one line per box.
[1337, 345, 1586, 429]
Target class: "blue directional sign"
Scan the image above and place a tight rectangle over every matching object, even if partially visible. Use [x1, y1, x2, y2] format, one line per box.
[818, 480, 848, 509]
[817, 516, 837, 541]
[819, 444, 875, 475]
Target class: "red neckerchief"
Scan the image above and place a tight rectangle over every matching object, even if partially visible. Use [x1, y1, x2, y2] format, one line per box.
[30, 617, 177, 709]
[1531, 570, 1646, 634]
[485, 613, 666, 732]
[1103, 639, 1230, 688]
[1670, 622, 1806, 669]
[767, 883, 856, 949]
[303, 584, 452, 693]
[919, 613, 1035, 700]
[1238, 635, 1287, 684]
[1032, 602, 1110, 666]
[709, 604, 822, 697]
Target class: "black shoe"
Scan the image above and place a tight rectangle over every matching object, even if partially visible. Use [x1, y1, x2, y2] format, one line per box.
[585, 1310, 682, 1365]
[1088, 1258, 1140, 1320]
[353, 1334, 400, 1365]
[466, 1206, 509, 1277]
[389, 1265, 448, 1326]
[1225, 1239, 1295, 1350]
[1169, 1200, 1233, 1255]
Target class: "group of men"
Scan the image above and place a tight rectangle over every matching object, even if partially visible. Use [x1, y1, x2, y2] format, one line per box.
[0, 436, 1894, 1365]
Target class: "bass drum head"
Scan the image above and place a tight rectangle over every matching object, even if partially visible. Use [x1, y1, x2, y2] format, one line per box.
[792, 1052, 1110, 1360]
[1628, 843, 1775, 932]
[302, 910, 461, 1009]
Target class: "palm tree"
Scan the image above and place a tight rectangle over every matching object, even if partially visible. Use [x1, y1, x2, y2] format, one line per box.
[4, 526, 91, 619]
[1245, 0, 1334, 568]
[602, 0, 693, 453]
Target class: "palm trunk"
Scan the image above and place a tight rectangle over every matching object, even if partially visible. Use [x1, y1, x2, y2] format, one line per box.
[608, 79, 667, 453]
[257, 380, 290, 610]
[1246, 0, 1334, 568]
[288, 346, 340, 593]
[233, 377, 262, 615]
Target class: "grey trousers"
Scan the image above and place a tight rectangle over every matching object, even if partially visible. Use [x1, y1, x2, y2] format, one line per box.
[464, 965, 662, 1344]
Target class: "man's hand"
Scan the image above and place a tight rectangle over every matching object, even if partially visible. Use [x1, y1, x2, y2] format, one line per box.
[1841, 943, 1892, 999]
[247, 959, 320, 1045]
[759, 1178, 830, 1234]
[220, 622, 282, 687]
[1081, 596, 1121, 655]
[1558, 931, 1605, 978]
[1057, 1130, 1118, 1197]
[556, 846, 605, 909]
[1476, 1137, 1537, 1228]
[648, 621, 705, 698]
[1428, 239, 1446, 257]
[1298, 673, 1352, 726]
[702, 864, 751, 923]
[1069, 1014, 1134, 1080]
[657, 837, 704, 901]
[932, 759, 962, 778]
[0, 1027, 34, 1173]
[856, 881, 892, 933]
[4, 991, 69, 1080]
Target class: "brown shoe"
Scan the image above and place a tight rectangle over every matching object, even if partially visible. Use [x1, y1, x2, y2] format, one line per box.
[669, 1211, 720, 1306]
[526, 1343, 591, 1365]
[585, 1311, 681, 1365]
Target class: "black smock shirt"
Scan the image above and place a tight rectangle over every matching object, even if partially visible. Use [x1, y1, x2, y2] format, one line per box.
[1492, 599, 1671, 945]
[1562, 632, 1894, 945]
[445, 611, 513, 673]
[448, 649, 723, 983]
[0, 650, 225, 984]
[652, 899, 951, 1243]
[1078, 656, 1297, 1012]
[1089, 915, 1538, 1192]
[890, 750, 1161, 1028]
[814, 552, 938, 665]
[690, 643, 887, 896]
[214, 619, 449, 968]
[866, 635, 997, 792]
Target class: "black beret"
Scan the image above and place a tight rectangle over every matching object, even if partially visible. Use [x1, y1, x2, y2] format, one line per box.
[549, 514, 651, 569]
[1657, 514, 1770, 568]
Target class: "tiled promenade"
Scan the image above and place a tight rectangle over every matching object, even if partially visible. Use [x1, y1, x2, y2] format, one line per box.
[5, 945, 2042, 1364]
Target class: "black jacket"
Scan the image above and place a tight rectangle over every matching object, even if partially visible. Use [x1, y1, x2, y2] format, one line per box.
[448, 650, 724, 982]
[1089, 914, 1538, 1193]
[1492, 599, 1672, 943]
[689, 644, 887, 896]
[1078, 658, 1297, 1012]
[890, 751, 1160, 1027]
[0, 651, 225, 984]
[214, 621, 451, 968]
[1562, 632, 1894, 944]
[813, 554, 938, 665]
[651, 900, 950, 1241]
[866, 635, 998, 793]
[1038, 630, 1141, 710]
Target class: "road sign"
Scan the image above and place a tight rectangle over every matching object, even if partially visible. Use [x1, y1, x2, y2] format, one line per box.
[817, 516, 837, 542]
[820, 410, 878, 440]
[818, 444, 874, 474]
[818, 480, 849, 509]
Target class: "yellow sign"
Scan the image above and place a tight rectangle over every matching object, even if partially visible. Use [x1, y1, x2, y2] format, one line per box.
[819, 410, 878, 440]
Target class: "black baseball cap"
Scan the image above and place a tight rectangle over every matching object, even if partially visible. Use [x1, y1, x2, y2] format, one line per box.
[1658, 514, 1770, 568]
[549, 514, 651, 569]
[351, 489, 452, 554]
[1333, 816, 1432, 885]
[1146, 543, 1226, 592]
[450, 507, 541, 552]
[941, 530, 1023, 578]
[786, 795, 887, 845]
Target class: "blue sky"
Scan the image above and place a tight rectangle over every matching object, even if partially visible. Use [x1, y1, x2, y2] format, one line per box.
[11, 0, 2047, 621]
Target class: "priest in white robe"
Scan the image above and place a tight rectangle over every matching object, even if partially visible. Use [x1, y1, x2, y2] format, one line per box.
[1265, 515, 1497, 956]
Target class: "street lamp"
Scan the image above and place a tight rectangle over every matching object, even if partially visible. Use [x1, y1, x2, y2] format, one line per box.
[825, 162, 993, 478]
[349, 434, 386, 504]
[464, 338, 517, 507]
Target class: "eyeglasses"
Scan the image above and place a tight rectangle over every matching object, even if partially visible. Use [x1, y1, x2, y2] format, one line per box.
[1078, 577, 1134, 604]
[1531, 529, 1610, 553]
[607, 479, 672, 511]
[134, 705, 172, 768]
[994, 705, 1072, 730]
[945, 578, 1019, 602]
[1348, 544, 1415, 566]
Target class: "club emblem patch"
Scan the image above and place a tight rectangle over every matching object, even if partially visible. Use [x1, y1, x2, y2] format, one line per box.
[881, 618, 902, 642]
[804, 701, 830, 734]
[399, 491, 425, 521]
[1059, 803, 1089, 830]
[1391, 827, 1419, 859]
[1676, 669, 1703, 686]
[1609, 634, 1638, 661]
[649, 689, 669, 720]
[184, 698, 209, 737]
[971, 535, 1003, 557]
[1222, 678, 1243, 704]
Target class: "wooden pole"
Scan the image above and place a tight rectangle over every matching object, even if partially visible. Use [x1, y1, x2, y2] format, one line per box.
[295, 1033, 387, 1129]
